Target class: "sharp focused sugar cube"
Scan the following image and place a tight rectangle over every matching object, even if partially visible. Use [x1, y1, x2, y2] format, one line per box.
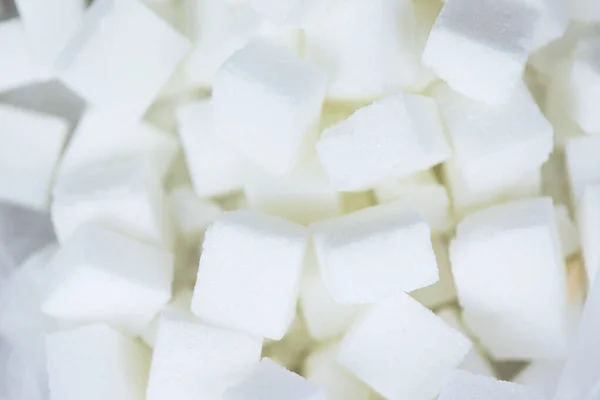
[41, 223, 173, 334]
[316, 93, 450, 192]
[55, 0, 191, 120]
[450, 197, 569, 360]
[224, 358, 326, 400]
[311, 202, 438, 304]
[146, 308, 262, 400]
[438, 371, 547, 400]
[58, 109, 179, 182]
[433, 83, 553, 202]
[303, 345, 371, 400]
[212, 39, 327, 175]
[0, 104, 69, 210]
[423, 0, 540, 104]
[299, 251, 362, 341]
[191, 210, 309, 340]
[51, 156, 174, 248]
[338, 293, 472, 400]
[304, 0, 434, 101]
[15, 0, 85, 72]
[175, 101, 247, 198]
[0, 19, 44, 92]
[46, 324, 150, 400]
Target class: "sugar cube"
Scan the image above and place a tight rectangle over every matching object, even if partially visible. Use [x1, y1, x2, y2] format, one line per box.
[244, 156, 341, 225]
[241, 0, 331, 27]
[175, 101, 247, 198]
[304, 0, 434, 101]
[423, 0, 540, 104]
[0, 104, 69, 210]
[433, 83, 553, 195]
[450, 197, 569, 360]
[0, 19, 44, 92]
[438, 371, 547, 400]
[51, 156, 174, 248]
[191, 210, 309, 340]
[299, 251, 362, 341]
[212, 39, 327, 175]
[311, 202, 438, 304]
[338, 293, 472, 400]
[55, 0, 191, 120]
[41, 224, 173, 334]
[303, 345, 371, 400]
[146, 308, 262, 400]
[316, 93, 450, 191]
[411, 235, 457, 309]
[15, 0, 85, 72]
[436, 308, 495, 377]
[224, 358, 326, 400]
[46, 324, 150, 400]
[57, 109, 179, 182]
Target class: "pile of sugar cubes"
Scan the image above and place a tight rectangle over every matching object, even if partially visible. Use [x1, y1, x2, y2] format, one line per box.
[2, 0, 600, 398]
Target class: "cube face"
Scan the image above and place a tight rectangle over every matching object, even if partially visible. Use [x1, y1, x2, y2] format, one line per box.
[567, 39, 600, 134]
[192, 211, 309, 339]
[212, 39, 327, 175]
[0, 104, 69, 210]
[46, 324, 150, 400]
[311, 202, 438, 304]
[450, 198, 568, 359]
[438, 371, 547, 400]
[316, 94, 450, 191]
[338, 293, 472, 400]
[423, 0, 538, 104]
[176, 101, 247, 198]
[147, 313, 262, 400]
[224, 358, 326, 400]
[55, 0, 191, 120]
[0, 19, 43, 92]
[434, 83, 553, 191]
[41, 224, 173, 334]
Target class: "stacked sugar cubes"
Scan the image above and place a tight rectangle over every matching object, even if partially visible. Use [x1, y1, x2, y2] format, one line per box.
[1, 0, 600, 398]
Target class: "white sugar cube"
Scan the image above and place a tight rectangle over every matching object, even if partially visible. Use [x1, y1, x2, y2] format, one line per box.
[423, 0, 540, 104]
[51, 156, 174, 248]
[242, 0, 331, 27]
[146, 309, 262, 400]
[555, 204, 579, 258]
[0, 19, 45, 92]
[450, 197, 568, 360]
[316, 94, 450, 191]
[175, 101, 247, 198]
[304, 0, 434, 101]
[311, 202, 438, 304]
[338, 293, 472, 400]
[212, 39, 327, 175]
[561, 38, 600, 134]
[191, 210, 309, 339]
[514, 360, 563, 398]
[244, 156, 341, 225]
[55, 0, 191, 120]
[576, 185, 600, 283]
[168, 186, 222, 243]
[436, 308, 495, 377]
[438, 371, 547, 400]
[304, 345, 371, 400]
[0, 104, 69, 210]
[299, 251, 362, 342]
[224, 358, 326, 400]
[374, 172, 453, 233]
[433, 83, 553, 194]
[566, 136, 600, 204]
[15, 0, 85, 72]
[58, 109, 179, 182]
[46, 324, 150, 400]
[411, 235, 457, 309]
[41, 224, 173, 334]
